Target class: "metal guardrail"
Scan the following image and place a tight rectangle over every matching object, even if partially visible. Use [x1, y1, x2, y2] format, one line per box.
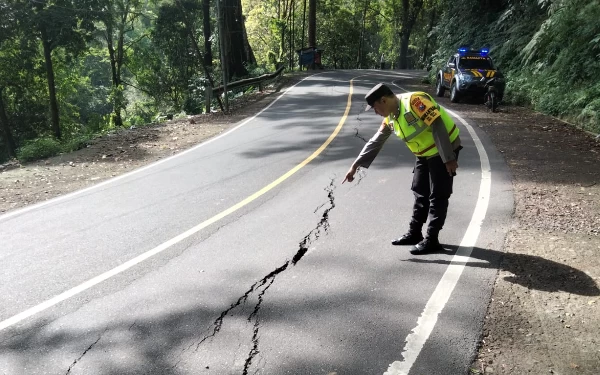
[211, 66, 285, 97]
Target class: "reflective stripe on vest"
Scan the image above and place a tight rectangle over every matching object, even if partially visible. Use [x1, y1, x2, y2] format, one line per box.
[385, 92, 459, 157]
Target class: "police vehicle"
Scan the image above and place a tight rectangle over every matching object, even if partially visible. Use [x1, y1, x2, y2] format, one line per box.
[435, 47, 505, 103]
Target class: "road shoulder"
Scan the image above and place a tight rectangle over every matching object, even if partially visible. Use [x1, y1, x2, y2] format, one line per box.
[403, 76, 600, 375]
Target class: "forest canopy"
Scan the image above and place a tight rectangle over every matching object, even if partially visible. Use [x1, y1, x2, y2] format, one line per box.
[0, 0, 597, 163]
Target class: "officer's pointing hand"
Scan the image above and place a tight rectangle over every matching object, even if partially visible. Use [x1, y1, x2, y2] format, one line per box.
[342, 167, 357, 184]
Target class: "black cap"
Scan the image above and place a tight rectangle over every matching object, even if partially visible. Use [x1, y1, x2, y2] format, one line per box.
[365, 83, 394, 111]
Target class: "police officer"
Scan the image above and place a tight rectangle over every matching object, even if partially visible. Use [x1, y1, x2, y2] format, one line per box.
[343, 83, 462, 254]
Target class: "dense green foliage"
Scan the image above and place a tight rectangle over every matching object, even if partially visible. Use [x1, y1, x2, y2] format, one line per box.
[0, 0, 598, 164]
[432, 0, 600, 133]
[0, 0, 257, 163]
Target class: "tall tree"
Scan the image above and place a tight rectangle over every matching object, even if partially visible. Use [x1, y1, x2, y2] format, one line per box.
[0, 2, 18, 157]
[315, 0, 362, 69]
[242, 0, 293, 68]
[174, 0, 224, 110]
[222, 0, 256, 78]
[38, 23, 61, 139]
[308, 0, 316, 48]
[153, 2, 201, 109]
[398, 0, 423, 69]
[356, 0, 370, 68]
[203, 0, 213, 67]
[0, 2, 49, 156]
[0, 87, 16, 158]
[277, 0, 292, 64]
[26, 0, 96, 139]
[421, 3, 436, 68]
[95, 0, 143, 127]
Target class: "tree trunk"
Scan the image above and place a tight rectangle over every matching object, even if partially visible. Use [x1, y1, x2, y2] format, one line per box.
[0, 88, 17, 158]
[106, 24, 118, 87]
[105, 20, 124, 127]
[398, 0, 423, 69]
[289, 0, 296, 70]
[421, 7, 436, 68]
[278, 0, 287, 63]
[399, 32, 410, 69]
[241, 11, 256, 64]
[40, 25, 61, 139]
[357, 0, 369, 69]
[223, 0, 255, 78]
[115, 8, 127, 126]
[308, 0, 316, 69]
[203, 0, 213, 67]
[301, 0, 306, 48]
[308, 0, 316, 47]
[176, 0, 223, 111]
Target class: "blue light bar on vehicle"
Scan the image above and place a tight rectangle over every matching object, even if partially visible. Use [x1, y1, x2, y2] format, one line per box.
[480, 48, 489, 55]
[458, 47, 469, 53]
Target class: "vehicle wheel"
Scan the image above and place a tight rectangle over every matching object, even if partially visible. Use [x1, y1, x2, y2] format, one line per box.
[450, 82, 460, 103]
[435, 77, 445, 97]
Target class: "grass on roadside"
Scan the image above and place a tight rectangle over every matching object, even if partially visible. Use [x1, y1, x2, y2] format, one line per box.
[16, 134, 96, 163]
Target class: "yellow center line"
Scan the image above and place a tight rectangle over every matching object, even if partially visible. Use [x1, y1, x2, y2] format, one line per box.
[205, 78, 354, 226]
[0, 77, 355, 332]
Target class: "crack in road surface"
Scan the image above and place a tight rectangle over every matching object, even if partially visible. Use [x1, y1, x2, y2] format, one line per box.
[243, 278, 275, 375]
[349, 128, 368, 187]
[354, 168, 366, 186]
[65, 331, 105, 374]
[193, 179, 336, 373]
[354, 128, 369, 143]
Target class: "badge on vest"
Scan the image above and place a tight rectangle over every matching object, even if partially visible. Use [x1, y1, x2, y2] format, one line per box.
[404, 112, 418, 126]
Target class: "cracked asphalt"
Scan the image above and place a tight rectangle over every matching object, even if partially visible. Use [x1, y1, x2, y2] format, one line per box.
[0, 71, 513, 374]
[177, 179, 336, 374]
[65, 333, 104, 375]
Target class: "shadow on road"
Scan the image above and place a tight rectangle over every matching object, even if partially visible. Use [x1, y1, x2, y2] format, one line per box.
[2, 245, 597, 375]
[405, 245, 600, 296]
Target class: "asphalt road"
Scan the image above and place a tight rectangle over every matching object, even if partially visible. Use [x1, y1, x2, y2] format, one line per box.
[0, 70, 513, 375]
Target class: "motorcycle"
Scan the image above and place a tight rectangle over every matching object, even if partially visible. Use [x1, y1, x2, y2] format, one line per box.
[482, 77, 499, 112]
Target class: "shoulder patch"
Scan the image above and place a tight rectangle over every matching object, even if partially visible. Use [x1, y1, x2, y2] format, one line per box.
[410, 94, 441, 126]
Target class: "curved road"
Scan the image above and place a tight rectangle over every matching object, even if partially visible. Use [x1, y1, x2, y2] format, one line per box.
[0, 70, 512, 375]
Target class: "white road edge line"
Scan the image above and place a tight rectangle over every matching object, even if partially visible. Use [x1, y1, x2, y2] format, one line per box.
[0, 72, 344, 332]
[386, 83, 491, 375]
[0, 73, 319, 223]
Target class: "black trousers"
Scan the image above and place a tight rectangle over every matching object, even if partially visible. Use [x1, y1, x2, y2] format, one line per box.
[409, 148, 461, 238]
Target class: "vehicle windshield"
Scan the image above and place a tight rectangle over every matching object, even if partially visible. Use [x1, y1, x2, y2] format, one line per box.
[459, 56, 494, 70]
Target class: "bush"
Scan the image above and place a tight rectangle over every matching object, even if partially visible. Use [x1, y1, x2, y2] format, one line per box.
[127, 100, 157, 126]
[578, 99, 600, 133]
[503, 72, 531, 106]
[17, 138, 62, 162]
[62, 134, 94, 153]
[184, 76, 209, 115]
[15, 134, 96, 163]
[247, 64, 267, 77]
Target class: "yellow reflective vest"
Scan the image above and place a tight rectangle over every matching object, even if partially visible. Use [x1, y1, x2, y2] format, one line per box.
[385, 92, 459, 157]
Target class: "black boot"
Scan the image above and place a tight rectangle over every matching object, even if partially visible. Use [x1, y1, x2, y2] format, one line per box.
[410, 236, 444, 255]
[391, 230, 423, 246]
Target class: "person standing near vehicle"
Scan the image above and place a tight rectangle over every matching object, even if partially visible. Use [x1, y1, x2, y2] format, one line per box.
[343, 83, 462, 254]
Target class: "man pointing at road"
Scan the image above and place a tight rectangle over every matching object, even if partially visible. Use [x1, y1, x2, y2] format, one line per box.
[343, 83, 462, 254]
